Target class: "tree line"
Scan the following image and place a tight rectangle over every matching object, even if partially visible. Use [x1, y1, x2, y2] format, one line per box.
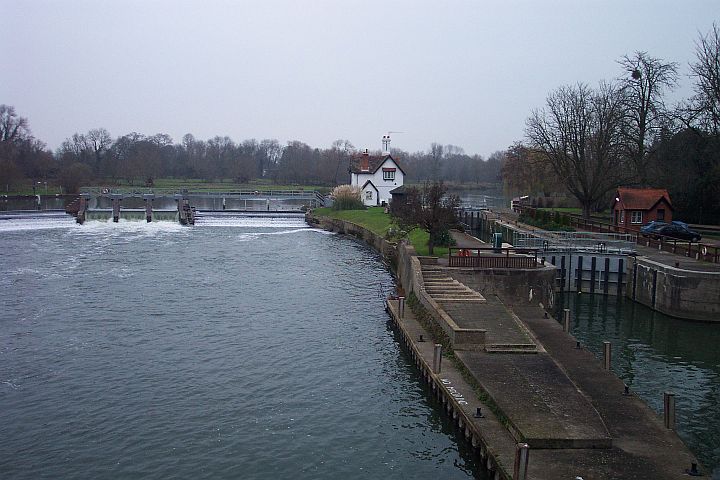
[0, 109, 502, 194]
[505, 24, 720, 223]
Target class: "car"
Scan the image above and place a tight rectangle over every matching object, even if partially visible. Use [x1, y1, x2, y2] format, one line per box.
[655, 223, 702, 242]
[640, 220, 667, 237]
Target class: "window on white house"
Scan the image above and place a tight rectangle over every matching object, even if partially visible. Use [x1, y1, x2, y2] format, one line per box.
[631, 211, 643, 224]
[365, 191, 373, 200]
[383, 169, 395, 181]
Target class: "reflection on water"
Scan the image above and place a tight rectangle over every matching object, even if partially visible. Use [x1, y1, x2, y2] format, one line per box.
[556, 294, 720, 475]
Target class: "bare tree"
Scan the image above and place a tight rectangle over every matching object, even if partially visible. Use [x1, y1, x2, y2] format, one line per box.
[86, 128, 113, 174]
[391, 181, 460, 255]
[618, 52, 678, 184]
[429, 143, 444, 180]
[526, 82, 628, 218]
[0, 105, 31, 145]
[685, 23, 720, 135]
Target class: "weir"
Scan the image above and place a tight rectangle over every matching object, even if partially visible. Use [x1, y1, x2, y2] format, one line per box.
[66, 190, 325, 225]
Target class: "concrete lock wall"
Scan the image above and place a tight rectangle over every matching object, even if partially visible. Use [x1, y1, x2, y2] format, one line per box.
[448, 266, 557, 310]
[628, 257, 720, 322]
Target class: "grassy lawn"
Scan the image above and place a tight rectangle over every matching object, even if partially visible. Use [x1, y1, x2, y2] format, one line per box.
[313, 207, 449, 257]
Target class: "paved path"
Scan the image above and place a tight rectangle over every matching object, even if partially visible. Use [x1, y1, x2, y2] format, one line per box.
[513, 303, 702, 479]
[450, 229, 486, 248]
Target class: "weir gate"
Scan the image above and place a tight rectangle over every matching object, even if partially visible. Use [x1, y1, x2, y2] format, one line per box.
[460, 209, 637, 295]
[70, 190, 325, 225]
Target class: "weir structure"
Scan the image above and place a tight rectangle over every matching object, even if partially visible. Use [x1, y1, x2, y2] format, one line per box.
[309, 212, 705, 479]
[69, 190, 325, 225]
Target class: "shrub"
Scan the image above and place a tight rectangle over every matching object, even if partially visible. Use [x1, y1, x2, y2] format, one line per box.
[330, 184, 364, 210]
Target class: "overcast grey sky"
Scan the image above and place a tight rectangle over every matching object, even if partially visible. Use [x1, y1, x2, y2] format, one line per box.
[2, 0, 717, 156]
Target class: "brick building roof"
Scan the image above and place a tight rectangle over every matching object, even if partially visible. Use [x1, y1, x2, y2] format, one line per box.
[614, 187, 672, 211]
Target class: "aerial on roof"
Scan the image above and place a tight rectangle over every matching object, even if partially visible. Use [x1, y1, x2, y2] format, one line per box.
[614, 187, 672, 210]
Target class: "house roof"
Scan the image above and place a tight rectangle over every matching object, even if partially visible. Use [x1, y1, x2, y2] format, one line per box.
[361, 180, 378, 192]
[349, 154, 406, 175]
[613, 187, 673, 211]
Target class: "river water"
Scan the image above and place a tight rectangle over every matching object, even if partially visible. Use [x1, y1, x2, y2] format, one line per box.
[557, 293, 720, 476]
[0, 214, 484, 479]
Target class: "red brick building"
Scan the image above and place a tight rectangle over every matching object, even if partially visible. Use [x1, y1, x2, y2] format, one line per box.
[611, 187, 673, 228]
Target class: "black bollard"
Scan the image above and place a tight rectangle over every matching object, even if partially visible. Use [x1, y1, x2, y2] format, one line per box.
[418, 335, 425, 342]
[474, 407, 484, 418]
[685, 463, 701, 476]
[623, 384, 630, 396]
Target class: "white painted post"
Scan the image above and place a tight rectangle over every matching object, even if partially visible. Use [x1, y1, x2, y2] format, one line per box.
[398, 296, 405, 318]
[513, 443, 529, 480]
[563, 308, 570, 332]
[432, 344, 442, 373]
[603, 341, 611, 371]
[664, 392, 676, 430]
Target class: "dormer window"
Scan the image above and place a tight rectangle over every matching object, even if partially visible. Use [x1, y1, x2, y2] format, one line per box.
[383, 168, 396, 181]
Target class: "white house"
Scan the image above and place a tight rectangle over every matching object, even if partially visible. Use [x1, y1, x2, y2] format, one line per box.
[349, 150, 405, 206]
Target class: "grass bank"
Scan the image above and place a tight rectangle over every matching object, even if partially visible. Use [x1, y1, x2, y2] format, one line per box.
[313, 207, 449, 257]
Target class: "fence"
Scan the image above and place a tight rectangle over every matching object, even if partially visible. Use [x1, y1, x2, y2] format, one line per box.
[517, 206, 720, 265]
[448, 247, 540, 269]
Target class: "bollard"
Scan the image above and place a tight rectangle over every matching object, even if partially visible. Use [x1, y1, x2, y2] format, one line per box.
[474, 407, 484, 418]
[664, 392, 676, 430]
[623, 384, 630, 396]
[418, 334, 425, 342]
[398, 296, 405, 318]
[432, 344, 442, 373]
[513, 443, 529, 480]
[563, 308, 570, 332]
[576, 341, 581, 349]
[686, 462, 701, 476]
[603, 341, 611, 370]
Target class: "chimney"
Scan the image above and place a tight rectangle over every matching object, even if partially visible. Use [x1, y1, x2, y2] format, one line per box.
[382, 135, 391, 155]
[361, 149, 370, 171]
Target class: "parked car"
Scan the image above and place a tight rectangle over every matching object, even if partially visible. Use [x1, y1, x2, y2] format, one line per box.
[640, 220, 701, 241]
[655, 223, 702, 242]
[640, 220, 667, 237]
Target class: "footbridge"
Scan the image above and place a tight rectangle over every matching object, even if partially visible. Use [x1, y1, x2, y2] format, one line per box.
[69, 190, 325, 224]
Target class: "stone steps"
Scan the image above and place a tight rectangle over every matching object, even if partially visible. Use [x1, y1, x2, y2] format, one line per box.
[421, 265, 486, 304]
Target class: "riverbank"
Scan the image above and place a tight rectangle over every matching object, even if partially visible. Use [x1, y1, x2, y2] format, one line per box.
[311, 207, 450, 257]
[308, 210, 706, 479]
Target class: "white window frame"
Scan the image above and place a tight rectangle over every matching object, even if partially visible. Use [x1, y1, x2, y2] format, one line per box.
[383, 169, 395, 181]
[631, 211, 643, 224]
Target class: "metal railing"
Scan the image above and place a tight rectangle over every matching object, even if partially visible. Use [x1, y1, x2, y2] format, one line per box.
[448, 247, 540, 269]
[513, 231, 636, 254]
[516, 206, 720, 264]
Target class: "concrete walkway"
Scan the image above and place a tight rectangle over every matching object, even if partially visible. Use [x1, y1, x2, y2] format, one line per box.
[450, 229, 486, 249]
[513, 303, 701, 479]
